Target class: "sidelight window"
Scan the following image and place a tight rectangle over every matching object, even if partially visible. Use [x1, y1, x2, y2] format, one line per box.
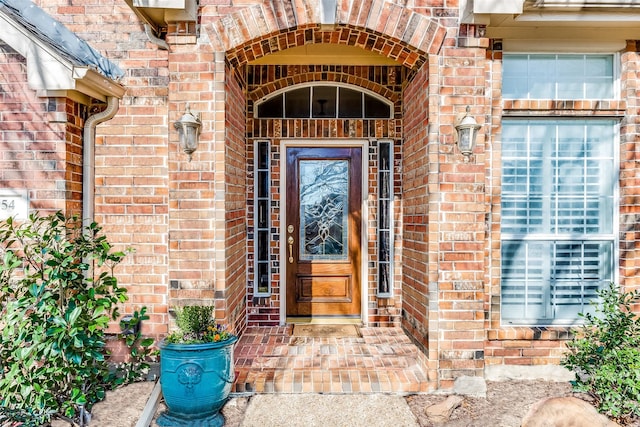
[254, 141, 271, 296]
[378, 141, 394, 297]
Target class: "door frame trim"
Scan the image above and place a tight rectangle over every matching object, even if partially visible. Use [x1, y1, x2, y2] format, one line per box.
[280, 140, 369, 325]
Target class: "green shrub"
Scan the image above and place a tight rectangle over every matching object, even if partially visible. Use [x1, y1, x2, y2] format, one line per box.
[0, 212, 153, 426]
[561, 282, 640, 423]
[165, 305, 233, 344]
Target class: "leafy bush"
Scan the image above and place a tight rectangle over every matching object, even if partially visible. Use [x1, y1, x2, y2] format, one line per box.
[561, 282, 640, 423]
[0, 212, 154, 426]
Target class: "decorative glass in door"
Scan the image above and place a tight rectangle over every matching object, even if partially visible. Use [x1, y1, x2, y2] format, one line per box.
[299, 160, 349, 261]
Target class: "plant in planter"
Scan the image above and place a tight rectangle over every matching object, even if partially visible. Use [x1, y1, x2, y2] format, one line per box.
[157, 305, 238, 427]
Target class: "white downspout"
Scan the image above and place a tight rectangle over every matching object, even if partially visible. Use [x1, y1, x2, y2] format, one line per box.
[83, 96, 120, 229]
[144, 24, 169, 50]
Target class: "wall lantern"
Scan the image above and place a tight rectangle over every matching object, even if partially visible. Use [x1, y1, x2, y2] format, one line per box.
[455, 106, 481, 159]
[174, 104, 201, 161]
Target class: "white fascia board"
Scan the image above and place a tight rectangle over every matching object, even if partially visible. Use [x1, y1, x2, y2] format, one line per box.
[132, 0, 185, 10]
[531, 0, 640, 8]
[514, 11, 640, 21]
[474, 0, 525, 14]
[460, 0, 491, 24]
[73, 67, 126, 99]
[0, 12, 42, 61]
[488, 25, 640, 42]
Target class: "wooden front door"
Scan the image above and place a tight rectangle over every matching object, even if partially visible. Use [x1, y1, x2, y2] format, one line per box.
[285, 147, 362, 318]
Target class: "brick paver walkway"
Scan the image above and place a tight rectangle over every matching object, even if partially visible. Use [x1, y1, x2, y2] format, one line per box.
[232, 326, 431, 394]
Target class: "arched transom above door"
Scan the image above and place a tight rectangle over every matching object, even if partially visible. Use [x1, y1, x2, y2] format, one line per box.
[254, 83, 394, 120]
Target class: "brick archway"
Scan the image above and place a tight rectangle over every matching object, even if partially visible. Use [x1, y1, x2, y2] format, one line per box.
[204, 1, 446, 71]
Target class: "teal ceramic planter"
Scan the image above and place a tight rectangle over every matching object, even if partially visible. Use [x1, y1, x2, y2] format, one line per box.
[157, 336, 238, 427]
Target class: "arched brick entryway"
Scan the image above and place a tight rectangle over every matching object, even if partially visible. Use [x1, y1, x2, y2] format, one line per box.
[200, 0, 448, 343]
[203, 1, 445, 67]
[168, 1, 490, 391]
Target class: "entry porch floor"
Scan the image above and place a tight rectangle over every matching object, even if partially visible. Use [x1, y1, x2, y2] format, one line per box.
[232, 326, 431, 394]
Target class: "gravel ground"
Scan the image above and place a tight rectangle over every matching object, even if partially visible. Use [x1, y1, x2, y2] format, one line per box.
[81, 379, 640, 427]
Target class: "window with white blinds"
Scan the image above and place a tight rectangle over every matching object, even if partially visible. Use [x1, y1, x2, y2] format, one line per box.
[503, 54, 615, 99]
[501, 120, 616, 325]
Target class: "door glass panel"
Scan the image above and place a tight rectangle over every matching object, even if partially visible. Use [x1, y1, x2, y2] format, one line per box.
[299, 160, 349, 261]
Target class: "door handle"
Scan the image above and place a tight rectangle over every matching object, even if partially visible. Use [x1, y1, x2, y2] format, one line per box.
[288, 236, 294, 263]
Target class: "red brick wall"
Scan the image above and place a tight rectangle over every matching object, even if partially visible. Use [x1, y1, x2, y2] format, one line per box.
[224, 61, 249, 334]
[27, 0, 172, 338]
[401, 61, 430, 352]
[0, 41, 85, 217]
[63, 99, 87, 216]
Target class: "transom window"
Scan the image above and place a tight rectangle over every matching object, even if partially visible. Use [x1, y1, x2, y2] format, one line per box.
[255, 84, 392, 119]
[502, 54, 615, 99]
[500, 119, 617, 325]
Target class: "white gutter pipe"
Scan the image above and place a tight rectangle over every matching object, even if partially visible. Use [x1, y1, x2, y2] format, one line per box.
[144, 24, 169, 50]
[82, 96, 120, 229]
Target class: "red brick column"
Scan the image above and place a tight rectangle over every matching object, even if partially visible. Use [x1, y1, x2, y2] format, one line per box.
[167, 33, 248, 335]
[428, 33, 489, 389]
[620, 41, 640, 299]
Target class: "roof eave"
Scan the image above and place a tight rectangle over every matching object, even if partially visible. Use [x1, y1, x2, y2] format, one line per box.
[0, 5, 125, 103]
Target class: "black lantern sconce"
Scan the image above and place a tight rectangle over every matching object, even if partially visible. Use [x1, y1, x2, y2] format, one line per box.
[454, 106, 481, 159]
[174, 104, 201, 161]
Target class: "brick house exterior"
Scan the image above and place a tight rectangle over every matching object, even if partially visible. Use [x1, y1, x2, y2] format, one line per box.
[1, 0, 639, 391]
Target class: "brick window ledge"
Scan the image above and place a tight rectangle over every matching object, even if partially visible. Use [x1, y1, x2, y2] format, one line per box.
[502, 99, 626, 116]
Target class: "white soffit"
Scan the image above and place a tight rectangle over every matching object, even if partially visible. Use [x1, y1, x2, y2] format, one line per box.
[467, 0, 640, 26]
[475, 0, 525, 14]
[125, 0, 196, 29]
[502, 39, 627, 52]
